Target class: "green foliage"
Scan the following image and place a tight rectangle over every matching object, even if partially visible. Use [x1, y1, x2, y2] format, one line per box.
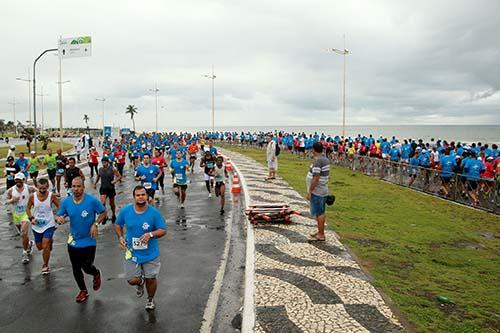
[222, 144, 500, 333]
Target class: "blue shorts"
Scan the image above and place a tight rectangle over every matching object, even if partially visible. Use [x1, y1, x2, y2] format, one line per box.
[310, 194, 327, 217]
[33, 227, 56, 243]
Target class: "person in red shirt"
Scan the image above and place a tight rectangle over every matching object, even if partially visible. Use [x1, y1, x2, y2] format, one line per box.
[88, 147, 100, 178]
[113, 147, 127, 177]
[187, 142, 199, 173]
[152, 149, 167, 194]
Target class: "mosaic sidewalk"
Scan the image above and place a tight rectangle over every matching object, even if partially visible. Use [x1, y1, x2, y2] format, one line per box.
[222, 149, 405, 333]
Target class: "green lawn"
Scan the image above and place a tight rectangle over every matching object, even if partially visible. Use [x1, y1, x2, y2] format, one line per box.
[222, 144, 500, 333]
[1, 141, 73, 177]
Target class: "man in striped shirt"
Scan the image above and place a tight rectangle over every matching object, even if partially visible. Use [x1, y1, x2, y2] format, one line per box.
[306, 142, 330, 241]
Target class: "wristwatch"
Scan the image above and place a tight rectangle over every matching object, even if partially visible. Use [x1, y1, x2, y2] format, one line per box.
[149, 232, 154, 238]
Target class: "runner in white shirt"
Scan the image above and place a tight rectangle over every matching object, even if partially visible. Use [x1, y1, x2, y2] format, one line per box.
[26, 178, 60, 274]
[5, 173, 36, 263]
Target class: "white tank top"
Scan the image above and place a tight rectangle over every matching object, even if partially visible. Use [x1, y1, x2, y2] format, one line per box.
[32, 192, 56, 233]
[11, 185, 30, 216]
[214, 164, 225, 182]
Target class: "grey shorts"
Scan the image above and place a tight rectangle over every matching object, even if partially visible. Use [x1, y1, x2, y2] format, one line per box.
[124, 257, 161, 280]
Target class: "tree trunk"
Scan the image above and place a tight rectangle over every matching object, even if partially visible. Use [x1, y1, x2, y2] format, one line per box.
[132, 118, 136, 132]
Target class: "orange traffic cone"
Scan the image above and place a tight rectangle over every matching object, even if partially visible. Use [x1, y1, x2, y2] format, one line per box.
[225, 158, 233, 172]
[231, 173, 241, 194]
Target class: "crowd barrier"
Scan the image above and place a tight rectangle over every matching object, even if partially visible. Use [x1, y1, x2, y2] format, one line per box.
[219, 141, 500, 215]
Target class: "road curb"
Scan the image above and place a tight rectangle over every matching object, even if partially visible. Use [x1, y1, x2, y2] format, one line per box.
[230, 160, 255, 333]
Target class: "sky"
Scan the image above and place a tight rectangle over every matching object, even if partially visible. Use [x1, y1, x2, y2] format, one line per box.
[1, 0, 499, 131]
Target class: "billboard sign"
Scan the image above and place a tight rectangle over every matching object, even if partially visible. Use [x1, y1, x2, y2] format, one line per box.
[58, 36, 92, 58]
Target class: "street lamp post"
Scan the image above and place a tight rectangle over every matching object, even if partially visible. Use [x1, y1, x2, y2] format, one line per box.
[33, 48, 58, 149]
[95, 98, 106, 135]
[56, 79, 70, 149]
[203, 66, 216, 133]
[36, 86, 49, 131]
[149, 84, 159, 132]
[8, 98, 20, 136]
[327, 36, 349, 138]
[16, 69, 32, 128]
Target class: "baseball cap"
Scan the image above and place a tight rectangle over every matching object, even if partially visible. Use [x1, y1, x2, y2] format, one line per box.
[7, 156, 14, 162]
[10, 145, 15, 149]
[14, 172, 25, 180]
[30, 151, 36, 154]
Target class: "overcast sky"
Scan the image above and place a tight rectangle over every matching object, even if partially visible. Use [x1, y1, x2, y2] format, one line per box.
[1, 0, 499, 131]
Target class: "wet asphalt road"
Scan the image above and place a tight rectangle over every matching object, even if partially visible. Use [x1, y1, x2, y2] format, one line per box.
[0, 159, 245, 333]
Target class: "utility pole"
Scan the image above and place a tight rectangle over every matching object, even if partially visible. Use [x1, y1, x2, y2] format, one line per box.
[36, 86, 49, 131]
[203, 66, 216, 132]
[149, 84, 159, 132]
[95, 98, 106, 135]
[8, 98, 20, 136]
[327, 35, 349, 137]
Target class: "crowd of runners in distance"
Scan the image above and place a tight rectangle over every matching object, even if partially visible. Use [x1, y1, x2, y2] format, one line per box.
[3, 132, 231, 309]
[210, 131, 500, 207]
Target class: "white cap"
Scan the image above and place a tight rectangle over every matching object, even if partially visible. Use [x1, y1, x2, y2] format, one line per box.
[30, 151, 36, 154]
[10, 145, 15, 149]
[14, 172, 25, 180]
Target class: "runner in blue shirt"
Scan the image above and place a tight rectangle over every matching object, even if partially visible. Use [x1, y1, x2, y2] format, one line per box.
[462, 154, 485, 206]
[55, 177, 106, 303]
[389, 146, 400, 162]
[408, 152, 420, 187]
[170, 150, 189, 208]
[439, 150, 456, 196]
[114, 185, 167, 310]
[135, 153, 162, 201]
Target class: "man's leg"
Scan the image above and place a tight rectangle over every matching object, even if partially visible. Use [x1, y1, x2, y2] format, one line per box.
[145, 278, 157, 299]
[41, 237, 53, 267]
[316, 214, 326, 240]
[180, 187, 186, 204]
[68, 246, 87, 291]
[109, 195, 116, 221]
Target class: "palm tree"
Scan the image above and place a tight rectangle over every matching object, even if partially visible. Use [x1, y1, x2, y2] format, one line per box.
[83, 114, 90, 128]
[125, 105, 138, 132]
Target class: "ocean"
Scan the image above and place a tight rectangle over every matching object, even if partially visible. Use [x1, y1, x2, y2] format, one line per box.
[173, 125, 500, 144]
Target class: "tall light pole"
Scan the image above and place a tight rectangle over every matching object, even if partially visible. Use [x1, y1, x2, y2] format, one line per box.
[8, 98, 20, 136]
[95, 98, 106, 135]
[16, 69, 32, 128]
[327, 36, 349, 138]
[56, 79, 70, 149]
[36, 86, 49, 131]
[203, 66, 216, 133]
[149, 84, 159, 132]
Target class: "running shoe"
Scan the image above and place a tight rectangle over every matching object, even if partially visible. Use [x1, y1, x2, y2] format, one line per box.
[93, 269, 102, 291]
[208, 193, 212, 198]
[180, 204, 184, 209]
[136, 278, 145, 298]
[145, 299, 155, 310]
[220, 208, 224, 215]
[42, 265, 51, 275]
[76, 290, 88, 303]
[111, 215, 116, 224]
[22, 251, 30, 264]
[27, 240, 34, 255]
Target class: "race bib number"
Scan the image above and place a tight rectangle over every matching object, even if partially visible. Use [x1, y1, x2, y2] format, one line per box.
[143, 182, 152, 189]
[175, 174, 183, 180]
[15, 205, 26, 214]
[36, 218, 48, 227]
[132, 237, 148, 250]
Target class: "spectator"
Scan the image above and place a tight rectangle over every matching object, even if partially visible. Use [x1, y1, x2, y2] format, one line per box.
[307, 142, 330, 242]
[7, 145, 16, 160]
[266, 134, 277, 180]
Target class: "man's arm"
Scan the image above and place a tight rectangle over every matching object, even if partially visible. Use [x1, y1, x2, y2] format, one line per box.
[51, 194, 60, 209]
[5, 188, 16, 204]
[26, 195, 35, 222]
[94, 173, 101, 188]
[112, 168, 122, 184]
[79, 169, 85, 181]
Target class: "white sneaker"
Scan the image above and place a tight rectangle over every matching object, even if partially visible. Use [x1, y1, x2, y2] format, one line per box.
[22, 251, 30, 263]
[27, 240, 34, 255]
[145, 299, 155, 310]
[180, 203, 184, 209]
[208, 193, 212, 198]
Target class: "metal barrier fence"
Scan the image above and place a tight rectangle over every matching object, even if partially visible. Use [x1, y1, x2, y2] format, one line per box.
[331, 155, 500, 215]
[219, 142, 500, 215]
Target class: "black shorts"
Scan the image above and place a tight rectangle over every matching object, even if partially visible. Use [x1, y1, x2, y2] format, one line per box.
[173, 183, 187, 190]
[146, 188, 156, 198]
[99, 187, 116, 198]
[47, 169, 56, 180]
[299, 147, 305, 153]
[467, 180, 478, 190]
[30, 171, 39, 178]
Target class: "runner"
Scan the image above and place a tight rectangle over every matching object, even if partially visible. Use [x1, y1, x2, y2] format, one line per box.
[214, 155, 228, 214]
[16, 152, 29, 179]
[152, 149, 167, 195]
[4, 156, 21, 190]
[27, 151, 40, 187]
[187, 141, 199, 173]
[44, 148, 57, 191]
[114, 185, 167, 310]
[55, 149, 68, 195]
[134, 153, 162, 202]
[65, 157, 85, 196]
[55, 177, 106, 303]
[88, 147, 100, 178]
[170, 150, 189, 208]
[200, 150, 216, 198]
[26, 178, 60, 274]
[113, 145, 127, 177]
[5, 173, 36, 263]
[94, 157, 122, 224]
